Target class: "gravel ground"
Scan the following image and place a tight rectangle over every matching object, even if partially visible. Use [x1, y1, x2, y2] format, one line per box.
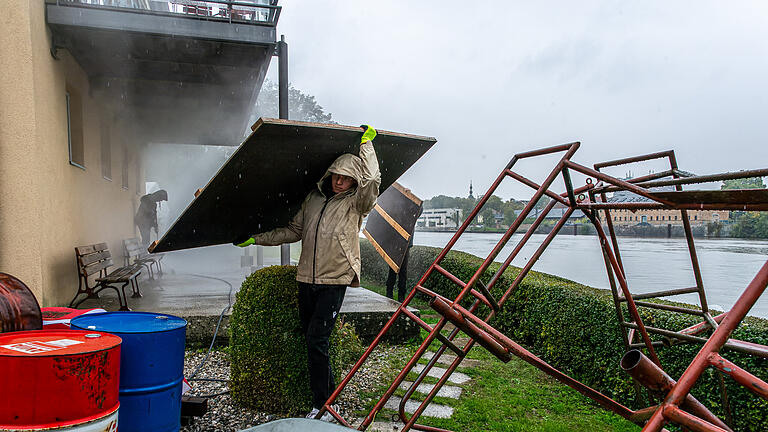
[181, 345, 413, 431]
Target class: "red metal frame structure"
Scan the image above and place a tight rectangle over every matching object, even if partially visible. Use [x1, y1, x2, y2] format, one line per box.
[318, 143, 768, 431]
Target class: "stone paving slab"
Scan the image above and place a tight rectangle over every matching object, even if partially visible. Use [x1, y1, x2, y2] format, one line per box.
[366, 421, 405, 432]
[422, 351, 481, 368]
[398, 381, 463, 399]
[411, 364, 471, 384]
[384, 396, 454, 418]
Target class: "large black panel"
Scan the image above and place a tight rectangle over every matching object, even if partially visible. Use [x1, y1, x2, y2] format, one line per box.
[152, 118, 436, 252]
[363, 183, 423, 271]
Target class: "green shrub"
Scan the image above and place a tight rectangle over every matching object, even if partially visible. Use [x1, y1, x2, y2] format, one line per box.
[361, 239, 768, 431]
[229, 265, 364, 414]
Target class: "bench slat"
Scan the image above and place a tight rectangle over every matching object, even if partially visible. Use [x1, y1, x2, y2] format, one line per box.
[76, 243, 108, 256]
[79, 250, 112, 266]
[97, 266, 141, 283]
[83, 259, 113, 277]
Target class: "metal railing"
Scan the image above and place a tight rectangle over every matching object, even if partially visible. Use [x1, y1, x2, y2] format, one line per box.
[49, 0, 281, 26]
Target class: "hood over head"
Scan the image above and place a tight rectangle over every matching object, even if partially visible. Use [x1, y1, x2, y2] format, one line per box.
[317, 153, 364, 195]
[150, 189, 168, 202]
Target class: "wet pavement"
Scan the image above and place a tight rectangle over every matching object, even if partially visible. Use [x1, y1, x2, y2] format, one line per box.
[79, 246, 419, 344]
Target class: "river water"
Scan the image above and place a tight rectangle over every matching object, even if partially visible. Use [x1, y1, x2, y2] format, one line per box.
[413, 232, 768, 319]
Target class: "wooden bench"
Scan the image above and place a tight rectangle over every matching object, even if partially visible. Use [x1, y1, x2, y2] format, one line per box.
[123, 237, 164, 279]
[69, 243, 142, 311]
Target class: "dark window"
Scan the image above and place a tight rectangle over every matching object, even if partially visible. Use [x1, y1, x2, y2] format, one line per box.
[101, 122, 111, 180]
[66, 86, 85, 169]
[122, 144, 129, 190]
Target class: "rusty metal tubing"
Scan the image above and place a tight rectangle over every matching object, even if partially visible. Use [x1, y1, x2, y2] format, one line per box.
[661, 405, 730, 432]
[643, 260, 768, 432]
[499, 207, 575, 306]
[360, 317, 450, 430]
[595, 192, 625, 274]
[599, 167, 768, 192]
[430, 297, 511, 362]
[631, 300, 705, 316]
[406, 156, 516, 315]
[486, 181, 594, 290]
[619, 287, 701, 302]
[594, 150, 675, 169]
[578, 202, 768, 211]
[433, 264, 466, 288]
[448, 143, 582, 311]
[449, 301, 637, 421]
[665, 260, 768, 406]
[591, 194, 632, 350]
[674, 162, 709, 315]
[397, 324, 464, 431]
[561, 166, 578, 208]
[623, 321, 768, 357]
[505, 169, 569, 205]
[564, 160, 676, 207]
[397, 348, 455, 432]
[513, 141, 580, 160]
[592, 217, 662, 365]
[399, 298, 485, 431]
[620, 350, 732, 431]
[707, 352, 768, 400]
[322, 279, 438, 426]
[677, 313, 726, 337]
[403, 336, 479, 432]
[486, 198, 558, 289]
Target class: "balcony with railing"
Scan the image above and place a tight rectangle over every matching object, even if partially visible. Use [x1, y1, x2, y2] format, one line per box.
[49, 1, 280, 26]
[46, 0, 282, 145]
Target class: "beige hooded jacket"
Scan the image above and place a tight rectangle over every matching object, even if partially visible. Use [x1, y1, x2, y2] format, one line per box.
[251, 140, 380, 286]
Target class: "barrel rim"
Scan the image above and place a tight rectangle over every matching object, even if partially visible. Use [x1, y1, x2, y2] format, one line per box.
[0, 329, 122, 358]
[70, 311, 187, 334]
[0, 401, 119, 429]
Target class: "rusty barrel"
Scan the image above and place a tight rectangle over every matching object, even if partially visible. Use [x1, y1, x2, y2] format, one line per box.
[0, 330, 121, 430]
[71, 312, 187, 432]
[0, 273, 42, 333]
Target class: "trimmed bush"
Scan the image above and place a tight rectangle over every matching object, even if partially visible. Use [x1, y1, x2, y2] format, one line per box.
[229, 265, 364, 414]
[361, 239, 768, 431]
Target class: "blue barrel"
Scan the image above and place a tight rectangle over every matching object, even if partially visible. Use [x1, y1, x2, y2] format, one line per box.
[71, 312, 187, 432]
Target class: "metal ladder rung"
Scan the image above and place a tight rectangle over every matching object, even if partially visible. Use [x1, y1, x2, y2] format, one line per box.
[431, 265, 498, 311]
[632, 300, 704, 316]
[618, 286, 700, 302]
[476, 280, 499, 312]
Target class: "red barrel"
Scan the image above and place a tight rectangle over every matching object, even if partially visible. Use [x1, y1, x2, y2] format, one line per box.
[0, 330, 121, 430]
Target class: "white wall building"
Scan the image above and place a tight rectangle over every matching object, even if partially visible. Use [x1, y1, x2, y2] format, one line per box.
[417, 208, 463, 229]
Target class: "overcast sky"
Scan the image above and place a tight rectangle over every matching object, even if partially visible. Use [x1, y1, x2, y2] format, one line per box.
[264, 1, 768, 201]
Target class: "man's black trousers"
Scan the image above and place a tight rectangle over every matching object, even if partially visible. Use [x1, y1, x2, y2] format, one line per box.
[298, 282, 347, 409]
[386, 247, 409, 301]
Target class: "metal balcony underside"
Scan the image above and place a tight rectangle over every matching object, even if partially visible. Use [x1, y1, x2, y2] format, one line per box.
[46, 2, 278, 145]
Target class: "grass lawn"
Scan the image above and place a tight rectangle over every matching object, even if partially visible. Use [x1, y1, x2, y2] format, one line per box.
[356, 313, 640, 432]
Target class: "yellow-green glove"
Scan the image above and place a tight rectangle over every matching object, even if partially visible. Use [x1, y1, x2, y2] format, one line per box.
[235, 237, 255, 247]
[360, 124, 377, 144]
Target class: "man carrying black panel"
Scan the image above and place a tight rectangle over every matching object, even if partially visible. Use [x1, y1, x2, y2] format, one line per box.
[236, 125, 380, 421]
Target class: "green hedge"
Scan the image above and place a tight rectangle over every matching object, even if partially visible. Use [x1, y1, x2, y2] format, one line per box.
[361, 240, 768, 431]
[229, 265, 364, 414]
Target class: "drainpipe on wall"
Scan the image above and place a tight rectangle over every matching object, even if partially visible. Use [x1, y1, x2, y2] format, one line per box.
[278, 35, 290, 266]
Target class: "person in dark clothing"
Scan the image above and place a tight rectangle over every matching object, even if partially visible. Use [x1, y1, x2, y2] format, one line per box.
[386, 204, 422, 302]
[135, 189, 168, 246]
